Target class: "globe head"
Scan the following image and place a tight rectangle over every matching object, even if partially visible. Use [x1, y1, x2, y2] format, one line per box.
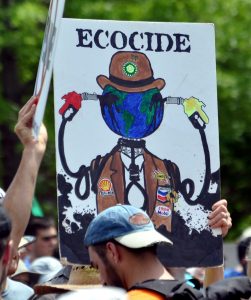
[99, 85, 164, 139]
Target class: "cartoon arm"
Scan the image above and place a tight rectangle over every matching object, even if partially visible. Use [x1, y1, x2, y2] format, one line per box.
[58, 91, 91, 200]
[164, 96, 211, 204]
[182, 97, 213, 203]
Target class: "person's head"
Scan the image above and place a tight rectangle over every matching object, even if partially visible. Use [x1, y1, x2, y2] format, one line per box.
[84, 205, 172, 288]
[0, 206, 12, 290]
[25, 217, 58, 258]
[237, 236, 251, 274]
[30, 256, 62, 284]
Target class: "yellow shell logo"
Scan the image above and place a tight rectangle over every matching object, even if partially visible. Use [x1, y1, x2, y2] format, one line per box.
[98, 179, 112, 192]
[153, 170, 168, 183]
[155, 172, 166, 181]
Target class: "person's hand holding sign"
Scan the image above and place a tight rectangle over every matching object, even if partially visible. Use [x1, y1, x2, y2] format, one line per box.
[208, 199, 232, 238]
[5, 96, 47, 252]
[15, 96, 47, 163]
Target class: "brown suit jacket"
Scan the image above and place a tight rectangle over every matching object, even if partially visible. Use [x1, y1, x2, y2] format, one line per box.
[90, 148, 180, 232]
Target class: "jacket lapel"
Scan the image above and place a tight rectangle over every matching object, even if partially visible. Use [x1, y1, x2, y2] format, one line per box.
[143, 151, 158, 216]
[110, 151, 125, 204]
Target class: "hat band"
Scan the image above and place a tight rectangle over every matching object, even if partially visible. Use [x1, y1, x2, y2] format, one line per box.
[109, 75, 155, 88]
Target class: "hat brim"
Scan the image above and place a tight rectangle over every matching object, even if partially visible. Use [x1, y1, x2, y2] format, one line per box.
[97, 75, 165, 93]
[115, 229, 173, 249]
[34, 283, 102, 295]
[11, 271, 41, 280]
[18, 235, 36, 250]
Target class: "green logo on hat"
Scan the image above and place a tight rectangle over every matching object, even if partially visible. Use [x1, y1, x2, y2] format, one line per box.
[123, 62, 138, 77]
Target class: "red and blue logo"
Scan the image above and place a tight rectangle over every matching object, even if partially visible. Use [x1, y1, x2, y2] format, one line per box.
[157, 186, 170, 203]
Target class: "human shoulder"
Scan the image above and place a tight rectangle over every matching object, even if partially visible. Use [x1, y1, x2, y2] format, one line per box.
[127, 288, 165, 300]
[128, 279, 180, 300]
[129, 278, 203, 300]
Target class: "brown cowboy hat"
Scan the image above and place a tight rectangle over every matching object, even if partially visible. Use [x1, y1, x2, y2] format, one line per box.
[97, 51, 165, 93]
[34, 264, 101, 295]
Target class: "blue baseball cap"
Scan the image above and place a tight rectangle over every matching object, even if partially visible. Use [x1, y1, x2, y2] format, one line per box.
[84, 205, 172, 248]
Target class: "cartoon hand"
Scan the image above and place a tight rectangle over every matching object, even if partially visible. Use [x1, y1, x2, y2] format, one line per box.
[183, 97, 209, 125]
[59, 91, 82, 116]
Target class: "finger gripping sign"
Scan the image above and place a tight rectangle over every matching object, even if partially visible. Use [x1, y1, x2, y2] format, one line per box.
[54, 19, 221, 267]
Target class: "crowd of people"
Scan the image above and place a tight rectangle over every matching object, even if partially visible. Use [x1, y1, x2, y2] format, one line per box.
[0, 96, 251, 300]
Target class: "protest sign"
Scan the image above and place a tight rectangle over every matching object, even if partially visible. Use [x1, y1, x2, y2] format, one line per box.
[54, 19, 221, 267]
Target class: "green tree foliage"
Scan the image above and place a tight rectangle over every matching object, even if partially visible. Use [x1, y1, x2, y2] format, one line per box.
[0, 0, 250, 238]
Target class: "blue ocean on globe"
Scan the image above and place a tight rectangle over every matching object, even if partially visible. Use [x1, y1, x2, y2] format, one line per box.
[100, 86, 164, 139]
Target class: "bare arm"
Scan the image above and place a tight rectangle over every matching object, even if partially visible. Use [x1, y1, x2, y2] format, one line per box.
[204, 265, 224, 288]
[3, 96, 47, 252]
[203, 199, 232, 287]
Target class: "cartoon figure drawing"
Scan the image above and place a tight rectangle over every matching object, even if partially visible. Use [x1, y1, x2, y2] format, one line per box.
[58, 51, 217, 236]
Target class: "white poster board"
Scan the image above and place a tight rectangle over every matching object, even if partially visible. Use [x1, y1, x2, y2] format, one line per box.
[54, 19, 221, 267]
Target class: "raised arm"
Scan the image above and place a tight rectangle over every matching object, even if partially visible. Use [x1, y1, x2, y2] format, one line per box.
[204, 199, 232, 287]
[3, 96, 47, 252]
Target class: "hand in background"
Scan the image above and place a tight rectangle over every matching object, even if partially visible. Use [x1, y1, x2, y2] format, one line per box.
[14, 96, 47, 163]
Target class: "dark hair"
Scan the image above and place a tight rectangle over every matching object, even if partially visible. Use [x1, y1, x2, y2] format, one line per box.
[0, 206, 11, 259]
[238, 237, 251, 262]
[92, 242, 110, 265]
[25, 217, 56, 236]
[92, 239, 157, 263]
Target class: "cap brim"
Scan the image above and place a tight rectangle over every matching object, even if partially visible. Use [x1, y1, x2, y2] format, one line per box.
[115, 229, 173, 248]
